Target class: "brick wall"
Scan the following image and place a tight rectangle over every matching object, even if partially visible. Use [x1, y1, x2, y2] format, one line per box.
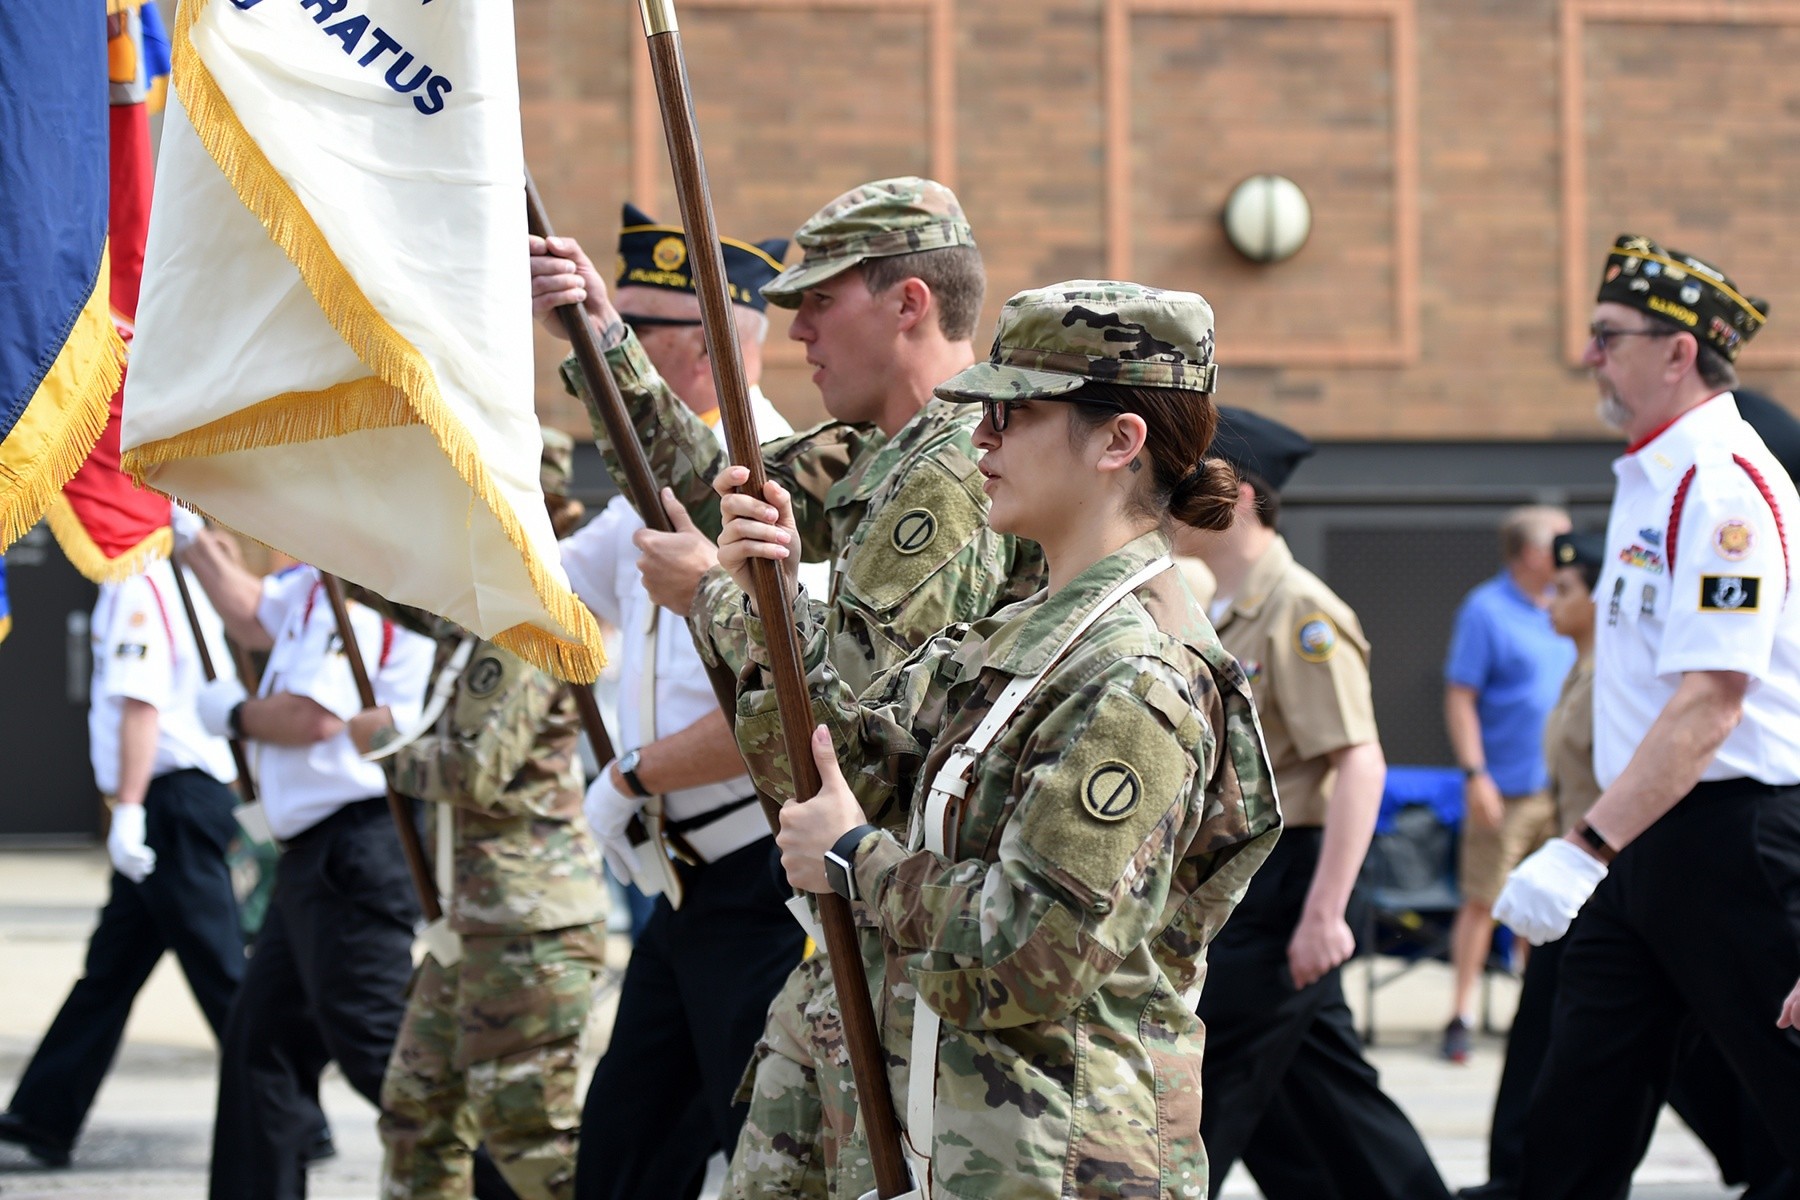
[518, 0, 1800, 442]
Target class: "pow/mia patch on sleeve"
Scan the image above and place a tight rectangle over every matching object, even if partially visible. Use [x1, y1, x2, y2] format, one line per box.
[891, 509, 938, 555]
[1713, 519, 1753, 562]
[1082, 761, 1142, 821]
[1295, 614, 1337, 662]
[1699, 574, 1760, 612]
[467, 656, 506, 696]
[116, 643, 149, 659]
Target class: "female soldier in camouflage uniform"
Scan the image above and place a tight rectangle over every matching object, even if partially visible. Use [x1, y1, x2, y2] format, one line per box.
[714, 282, 1281, 1199]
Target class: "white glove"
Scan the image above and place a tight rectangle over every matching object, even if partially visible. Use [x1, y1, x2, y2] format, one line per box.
[196, 678, 249, 739]
[585, 768, 646, 885]
[107, 803, 157, 883]
[170, 507, 205, 553]
[1493, 838, 1610, 945]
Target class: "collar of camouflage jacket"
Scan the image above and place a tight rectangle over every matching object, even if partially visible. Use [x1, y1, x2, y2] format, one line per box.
[827, 397, 966, 508]
[980, 530, 1176, 676]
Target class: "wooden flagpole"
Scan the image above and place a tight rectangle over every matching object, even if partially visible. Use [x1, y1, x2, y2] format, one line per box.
[632, 1, 912, 1191]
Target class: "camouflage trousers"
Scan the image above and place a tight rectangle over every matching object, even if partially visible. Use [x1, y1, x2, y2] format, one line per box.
[379, 925, 605, 1200]
[723, 950, 872, 1200]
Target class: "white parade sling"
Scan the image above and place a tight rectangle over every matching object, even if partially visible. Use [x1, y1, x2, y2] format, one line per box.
[122, 0, 601, 681]
[886, 555, 1175, 1200]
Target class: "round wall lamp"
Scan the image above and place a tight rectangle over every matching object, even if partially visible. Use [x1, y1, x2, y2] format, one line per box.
[1222, 174, 1312, 264]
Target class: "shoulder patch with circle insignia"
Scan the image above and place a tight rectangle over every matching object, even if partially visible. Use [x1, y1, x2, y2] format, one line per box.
[1082, 760, 1143, 822]
[891, 509, 938, 555]
[467, 656, 506, 697]
[1295, 614, 1337, 663]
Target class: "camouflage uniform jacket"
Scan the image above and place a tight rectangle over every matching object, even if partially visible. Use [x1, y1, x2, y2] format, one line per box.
[385, 634, 608, 936]
[736, 531, 1281, 1199]
[564, 338, 1046, 698]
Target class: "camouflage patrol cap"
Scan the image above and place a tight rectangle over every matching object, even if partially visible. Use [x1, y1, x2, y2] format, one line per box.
[760, 177, 976, 308]
[935, 280, 1219, 402]
[540, 427, 574, 498]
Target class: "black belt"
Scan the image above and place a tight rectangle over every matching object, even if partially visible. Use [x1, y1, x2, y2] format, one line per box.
[663, 792, 761, 837]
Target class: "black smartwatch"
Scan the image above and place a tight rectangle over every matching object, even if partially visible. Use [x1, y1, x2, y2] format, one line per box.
[823, 824, 877, 902]
[616, 748, 649, 798]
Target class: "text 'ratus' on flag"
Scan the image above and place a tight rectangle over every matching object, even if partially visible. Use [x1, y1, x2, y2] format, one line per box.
[121, 0, 604, 682]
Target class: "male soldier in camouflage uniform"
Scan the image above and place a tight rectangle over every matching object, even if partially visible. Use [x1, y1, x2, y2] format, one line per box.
[718, 280, 1283, 1198]
[347, 432, 608, 1200]
[529, 178, 1046, 1199]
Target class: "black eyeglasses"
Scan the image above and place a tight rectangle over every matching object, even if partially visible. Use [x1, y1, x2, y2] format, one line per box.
[620, 314, 705, 333]
[981, 395, 1124, 433]
[981, 398, 1021, 431]
[1588, 324, 1677, 353]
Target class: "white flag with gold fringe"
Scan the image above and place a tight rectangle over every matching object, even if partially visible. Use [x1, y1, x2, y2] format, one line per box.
[122, 0, 602, 680]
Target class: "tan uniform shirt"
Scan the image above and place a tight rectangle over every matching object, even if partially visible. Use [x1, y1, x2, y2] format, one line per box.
[1544, 655, 1599, 834]
[1212, 535, 1378, 828]
[1176, 554, 1216, 611]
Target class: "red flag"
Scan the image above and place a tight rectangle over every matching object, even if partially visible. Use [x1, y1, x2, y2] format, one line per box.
[47, 9, 171, 582]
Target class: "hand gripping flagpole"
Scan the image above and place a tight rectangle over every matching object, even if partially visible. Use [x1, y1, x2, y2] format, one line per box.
[633, 2, 912, 1193]
[319, 572, 442, 924]
[523, 171, 783, 839]
[168, 559, 258, 804]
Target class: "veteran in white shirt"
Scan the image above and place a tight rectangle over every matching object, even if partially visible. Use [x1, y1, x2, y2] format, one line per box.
[541, 205, 816, 1198]
[178, 532, 434, 1200]
[1496, 234, 1800, 1200]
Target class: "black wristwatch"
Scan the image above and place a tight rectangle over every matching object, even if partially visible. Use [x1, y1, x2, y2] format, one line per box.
[616, 748, 649, 798]
[1461, 764, 1487, 780]
[228, 702, 247, 741]
[823, 824, 877, 902]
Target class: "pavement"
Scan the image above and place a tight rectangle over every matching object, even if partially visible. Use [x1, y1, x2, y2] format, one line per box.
[0, 849, 1742, 1199]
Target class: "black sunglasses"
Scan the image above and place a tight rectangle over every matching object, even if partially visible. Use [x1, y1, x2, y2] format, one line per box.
[981, 395, 1125, 432]
[620, 314, 705, 333]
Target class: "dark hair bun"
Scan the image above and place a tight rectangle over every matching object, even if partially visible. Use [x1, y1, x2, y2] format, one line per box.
[1171, 457, 1237, 531]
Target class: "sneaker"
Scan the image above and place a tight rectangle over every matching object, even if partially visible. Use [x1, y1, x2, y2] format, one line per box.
[1442, 1016, 1473, 1064]
[0, 1111, 73, 1168]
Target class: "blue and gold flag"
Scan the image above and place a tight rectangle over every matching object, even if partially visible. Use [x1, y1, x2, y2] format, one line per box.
[0, 5, 126, 550]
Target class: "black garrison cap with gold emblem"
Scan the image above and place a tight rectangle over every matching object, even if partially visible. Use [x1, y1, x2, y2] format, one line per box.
[614, 203, 787, 312]
[1553, 531, 1606, 575]
[1597, 234, 1769, 363]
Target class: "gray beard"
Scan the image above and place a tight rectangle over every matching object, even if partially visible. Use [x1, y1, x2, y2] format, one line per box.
[1597, 395, 1631, 432]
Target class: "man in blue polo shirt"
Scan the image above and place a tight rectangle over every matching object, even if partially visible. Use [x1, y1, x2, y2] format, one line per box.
[1441, 506, 1575, 1062]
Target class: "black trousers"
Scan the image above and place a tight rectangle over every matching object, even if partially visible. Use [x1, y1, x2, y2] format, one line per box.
[574, 836, 806, 1200]
[1486, 925, 1792, 1198]
[1198, 828, 1450, 1200]
[209, 797, 420, 1200]
[1520, 778, 1800, 1200]
[8, 768, 243, 1146]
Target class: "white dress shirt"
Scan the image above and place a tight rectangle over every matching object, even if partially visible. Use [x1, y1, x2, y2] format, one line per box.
[1594, 392, 1800, 787]
[560, 388, 820, 837]
[89, 558, 237, 793]
[253, 566, 434, 839]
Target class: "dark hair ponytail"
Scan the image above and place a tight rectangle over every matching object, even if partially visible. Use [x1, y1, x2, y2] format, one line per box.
[1067, 381, 1237, 531]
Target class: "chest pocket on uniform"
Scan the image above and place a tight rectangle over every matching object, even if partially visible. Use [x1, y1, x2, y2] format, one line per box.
[842, 452, 985, 614]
